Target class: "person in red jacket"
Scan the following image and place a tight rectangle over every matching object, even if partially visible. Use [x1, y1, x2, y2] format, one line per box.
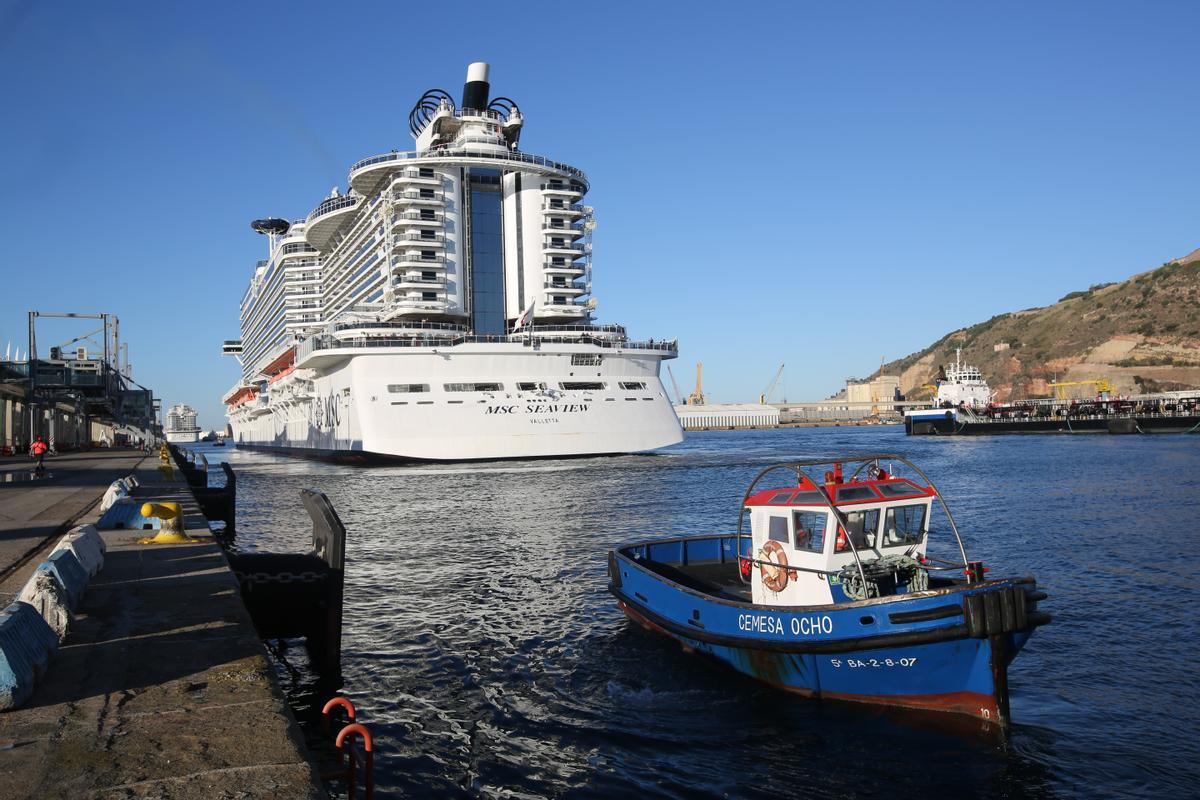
[30, 436, 48, 469]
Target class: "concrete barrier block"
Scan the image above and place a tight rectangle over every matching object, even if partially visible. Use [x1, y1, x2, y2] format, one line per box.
[0, 601, 59, 710]
[17, 572, 72, 642]
[97, 498, 161, 531]
[99, 480, 129, 513]
[69, 523, 106, 556]
[53, 528, 104, 577]
[40, 550, 89, 611]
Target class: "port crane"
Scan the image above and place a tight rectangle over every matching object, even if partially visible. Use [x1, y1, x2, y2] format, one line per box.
[665, 365, 685, 406]
[1048, 379, 1112, 400]
[686, 362, 708, 406]
[759, 363, 785, 404]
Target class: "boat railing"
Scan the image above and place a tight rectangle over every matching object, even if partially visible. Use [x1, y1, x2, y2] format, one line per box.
[306, 194, 360, 223]
[512, 323, 626, 335]
[331, 320, 469, 333]
[458, 107, 506, 121]
[736, 455, 971, 594]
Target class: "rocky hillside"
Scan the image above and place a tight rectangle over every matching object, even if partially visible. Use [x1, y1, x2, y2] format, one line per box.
[879, 248, 1200, 401]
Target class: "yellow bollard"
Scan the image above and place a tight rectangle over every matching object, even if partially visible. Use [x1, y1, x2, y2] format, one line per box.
[138, 501, 195, 544]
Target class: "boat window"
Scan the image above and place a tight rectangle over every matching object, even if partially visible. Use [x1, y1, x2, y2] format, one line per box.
[878, 483, 923, 498]
[793, 510, 827, 553]
[387, 383, 429, 393]
[768, 516, 789, 543]
[883, 505, 926, 546]
[517, 382, 547, 391]
[836, 486, 877, 502]
[837, 509, 880, 552]
[790, 490, 824, 505]
[444, 382, 503, 392]
[619, 381, 646, 390]
[560, 381, 606, 390]
[767, 491, 794, 505]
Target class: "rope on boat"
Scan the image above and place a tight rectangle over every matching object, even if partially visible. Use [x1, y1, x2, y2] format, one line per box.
[839, 555, 927, 601]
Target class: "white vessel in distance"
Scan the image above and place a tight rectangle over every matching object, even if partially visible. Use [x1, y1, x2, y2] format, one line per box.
[165, 403, 201, 443]
[904, 349, 992, 425]
[222, 63, 682, 462]
[932, 349, 992, 408]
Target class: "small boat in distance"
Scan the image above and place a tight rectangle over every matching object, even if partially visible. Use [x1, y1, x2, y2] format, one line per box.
[608, 454, 1050, 727]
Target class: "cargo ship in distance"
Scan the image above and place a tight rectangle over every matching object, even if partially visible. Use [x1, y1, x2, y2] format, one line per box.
[222, 63, 682, 461]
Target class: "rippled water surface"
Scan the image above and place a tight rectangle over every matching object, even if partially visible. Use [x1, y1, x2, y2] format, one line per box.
[195, 427, 1200, 798]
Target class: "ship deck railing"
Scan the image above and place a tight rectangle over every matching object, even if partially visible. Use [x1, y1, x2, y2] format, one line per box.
[350, 147, 588, 186]
[968, 406, 1199, 422]
[329, 320, 471, 335]
[296, 332, 677, 360]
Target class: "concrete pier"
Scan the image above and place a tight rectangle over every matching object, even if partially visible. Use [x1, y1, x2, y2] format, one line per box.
[0, 449, 145, 585]
[0, 450, 325, 799]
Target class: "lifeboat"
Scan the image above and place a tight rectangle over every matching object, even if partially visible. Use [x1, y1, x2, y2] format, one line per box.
[608, 454, 1050, 727]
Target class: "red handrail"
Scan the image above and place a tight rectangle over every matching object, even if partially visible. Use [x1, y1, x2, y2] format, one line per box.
[321, 696, 356, 735]
[336, 723, 374, 799]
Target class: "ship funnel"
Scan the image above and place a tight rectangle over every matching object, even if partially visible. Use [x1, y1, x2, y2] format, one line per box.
[462, 62, 490, 111]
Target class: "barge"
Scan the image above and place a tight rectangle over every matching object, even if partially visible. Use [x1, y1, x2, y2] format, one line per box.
[907, 394, 1200, 435]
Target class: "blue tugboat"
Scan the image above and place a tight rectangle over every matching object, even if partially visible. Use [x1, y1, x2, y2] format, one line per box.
[608, 454, 1050, 726]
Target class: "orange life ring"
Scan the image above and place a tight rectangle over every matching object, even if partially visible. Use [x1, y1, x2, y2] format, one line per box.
[759, 540, 789, 592]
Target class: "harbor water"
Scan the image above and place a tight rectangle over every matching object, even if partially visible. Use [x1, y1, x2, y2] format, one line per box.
[197, 427, 1200, 798]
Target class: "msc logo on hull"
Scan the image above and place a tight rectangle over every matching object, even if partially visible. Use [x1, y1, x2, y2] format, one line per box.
[312, 393, 342, 429]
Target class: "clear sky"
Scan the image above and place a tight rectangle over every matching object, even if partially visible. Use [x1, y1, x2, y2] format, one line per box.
[1, 1, 1197, 429]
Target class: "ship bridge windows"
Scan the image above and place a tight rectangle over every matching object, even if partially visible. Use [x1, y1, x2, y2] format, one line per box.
[837, 509, 879, 552]
[445, 382, 503, 392]
[877, 482, 924, 499]
[793, 510, 828, 554]
[883, 504, 926, 547]
[388, 384, 429, 393]
[836, 485, 878, 502]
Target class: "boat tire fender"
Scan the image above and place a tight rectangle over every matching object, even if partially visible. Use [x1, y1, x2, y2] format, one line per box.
[964, 586, 1040, 638]
[607, 551, 622, 590]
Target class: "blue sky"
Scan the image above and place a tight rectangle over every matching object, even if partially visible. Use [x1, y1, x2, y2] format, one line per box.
[1, 1, 1197, 429]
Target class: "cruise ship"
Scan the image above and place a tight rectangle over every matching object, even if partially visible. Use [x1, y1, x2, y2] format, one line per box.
[222, 63, 682, 461]
[165, 403, 201, 443]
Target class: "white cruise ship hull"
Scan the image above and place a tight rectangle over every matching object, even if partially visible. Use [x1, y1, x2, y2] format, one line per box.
[228, 343, 682, 461]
